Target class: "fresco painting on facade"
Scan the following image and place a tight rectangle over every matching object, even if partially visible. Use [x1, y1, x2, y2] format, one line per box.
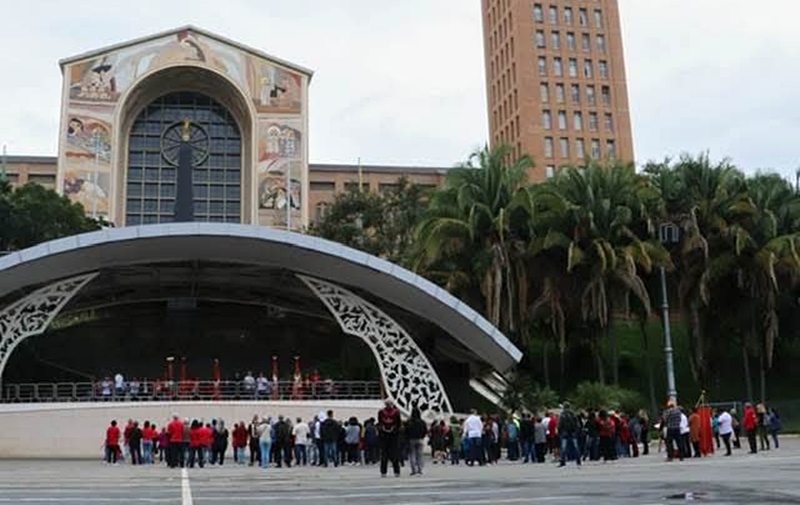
[257, 118, 303, 220]
[62, 163, 110, 217]
[259, 159, 302, 212]
[250, 57, 302, 113]
[68, 30, 249, 105]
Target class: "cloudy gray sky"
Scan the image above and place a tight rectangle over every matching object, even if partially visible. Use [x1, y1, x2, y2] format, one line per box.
[0, 0, 796, 176]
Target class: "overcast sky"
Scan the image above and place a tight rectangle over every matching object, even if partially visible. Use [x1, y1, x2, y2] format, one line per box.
[0, 0, 797, 177]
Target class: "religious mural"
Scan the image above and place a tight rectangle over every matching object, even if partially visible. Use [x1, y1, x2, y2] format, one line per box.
[62, 112, 113, 217]
[68, 30, 250, 104]
[249, 58, 302, 113]
[257, 119, 303, 227]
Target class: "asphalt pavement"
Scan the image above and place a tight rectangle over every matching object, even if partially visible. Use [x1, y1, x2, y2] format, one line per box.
[0, 438, 798, 504]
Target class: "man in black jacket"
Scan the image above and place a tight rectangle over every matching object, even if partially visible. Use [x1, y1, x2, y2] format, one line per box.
[378, 399, 402, 477]
[320, 410, 340, 468]
[274, 416, 293, 467]
[558, 402, 581, 467]
[519, 413, 535, 463]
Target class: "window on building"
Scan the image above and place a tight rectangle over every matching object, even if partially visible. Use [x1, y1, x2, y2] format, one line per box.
[542, 110, 552, 129]
[536, 30, 546, 48]
[310, 181, 336, 191]
[591, 139, 601, 158]
[540, 82, 550, 102]
[579, 8, 588, 26]
[545, 165, 555, 179]
[604, 113, 614, 131]
[574, 111, 583, 131]
[559, 137, 570, 158]
[607, 139, 617, 158]
[551, 31, 561, 49]
[599, 60, 609, 78]
[556, 83, 565, 103]
[568, 58, 578, 77]
[571, 83, 580, 104]
[576, 138, 586, 158]
[567, 32, 576, 51]
[597, 34, 607, 52]
[549, 5, 558, 24]
[601, 85, 611, 106]
[533, 4, 544, 22]
[587, 85, 596, 106]
[582, 33, 591, 52]
[538, 56, 547, 76]
[558, 111, 567, 130]
[544, 137, 554, 158]
[564, 7, 573, 24]
[589, 112, 599, 131]
[553, 57, 563, 77]
[594, 9, 603, 28]
[584, 59, 593, 78]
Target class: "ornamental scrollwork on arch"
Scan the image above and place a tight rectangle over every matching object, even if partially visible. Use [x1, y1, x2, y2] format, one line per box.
[0, 273, 98, 379]
[298, 275, 452, 420]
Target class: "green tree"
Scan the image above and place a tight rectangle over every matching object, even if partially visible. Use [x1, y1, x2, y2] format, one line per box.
[731, 174, 800, 401]
[414, 145, 534, 336]
[646, 154, 754, 386]
[309, 177, 430, 266]
[535, 161, 668, 385]
[0, 183, 100, 251]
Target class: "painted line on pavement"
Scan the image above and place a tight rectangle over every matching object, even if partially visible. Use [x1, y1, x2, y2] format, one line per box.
[181, 468, 193, 505]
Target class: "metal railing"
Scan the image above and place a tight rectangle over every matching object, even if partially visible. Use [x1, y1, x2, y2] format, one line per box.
[1, 380, 382, 403]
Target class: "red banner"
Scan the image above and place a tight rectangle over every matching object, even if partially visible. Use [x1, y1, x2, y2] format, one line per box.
[699, 406, 715, 456]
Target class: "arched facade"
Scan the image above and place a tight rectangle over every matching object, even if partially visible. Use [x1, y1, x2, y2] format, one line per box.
[57, 26, 311, 229]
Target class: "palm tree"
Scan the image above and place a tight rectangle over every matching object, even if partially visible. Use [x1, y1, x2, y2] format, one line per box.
[732, 174, 800, 401]
[646, 154, 753, 386]
[534, 161, 668, 384]
[413, 145, 534, 337]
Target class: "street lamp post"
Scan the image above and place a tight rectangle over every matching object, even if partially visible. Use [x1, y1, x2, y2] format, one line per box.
[659, 222, 680, 403]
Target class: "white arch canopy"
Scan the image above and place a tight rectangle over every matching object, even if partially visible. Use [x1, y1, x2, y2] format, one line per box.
[0, 223, 522, 415]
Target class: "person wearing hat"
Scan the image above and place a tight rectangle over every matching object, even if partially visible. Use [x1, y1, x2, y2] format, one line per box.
[377, 399, 402, 477]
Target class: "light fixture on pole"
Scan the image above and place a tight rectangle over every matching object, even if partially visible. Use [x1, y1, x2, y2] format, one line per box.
[658, 221, 680, 403]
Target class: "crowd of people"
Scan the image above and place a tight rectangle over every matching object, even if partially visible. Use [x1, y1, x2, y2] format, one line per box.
[103, 400, 784, 476]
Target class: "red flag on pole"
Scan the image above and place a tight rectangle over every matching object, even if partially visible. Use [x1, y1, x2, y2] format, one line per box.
[699, 406, 715, 456]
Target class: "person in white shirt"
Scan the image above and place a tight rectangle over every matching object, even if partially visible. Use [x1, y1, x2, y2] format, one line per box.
[718, 409, 734, 456]
[292, 417, 311, 466]
[679, 410, 690, 459]
[114, 373, 125, 399]
[463, 409, 484, 466]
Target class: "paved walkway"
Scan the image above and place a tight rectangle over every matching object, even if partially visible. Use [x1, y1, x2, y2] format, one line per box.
[0, 439, 798, 504]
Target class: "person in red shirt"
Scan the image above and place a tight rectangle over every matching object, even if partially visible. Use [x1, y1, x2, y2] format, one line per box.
[188, 420, 205, 468]
[167, 414, 185, 468]
[123, 419, 134, 462]
[232, 422, 248, 465]
[105, 420, 121, 464]
[201, 423, 214, 465]
[744, 403, 758, 454]
[141, 421, 156, 464]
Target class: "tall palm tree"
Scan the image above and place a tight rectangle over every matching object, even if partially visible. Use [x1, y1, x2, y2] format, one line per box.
[732, 174, 800, 401]
[535, 161, 668, 384]
[646, 154, 753, 386]
[413, 145, 534, 337]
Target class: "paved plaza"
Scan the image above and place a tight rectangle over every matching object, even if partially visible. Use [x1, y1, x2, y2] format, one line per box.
[0, 439, 799, 505]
